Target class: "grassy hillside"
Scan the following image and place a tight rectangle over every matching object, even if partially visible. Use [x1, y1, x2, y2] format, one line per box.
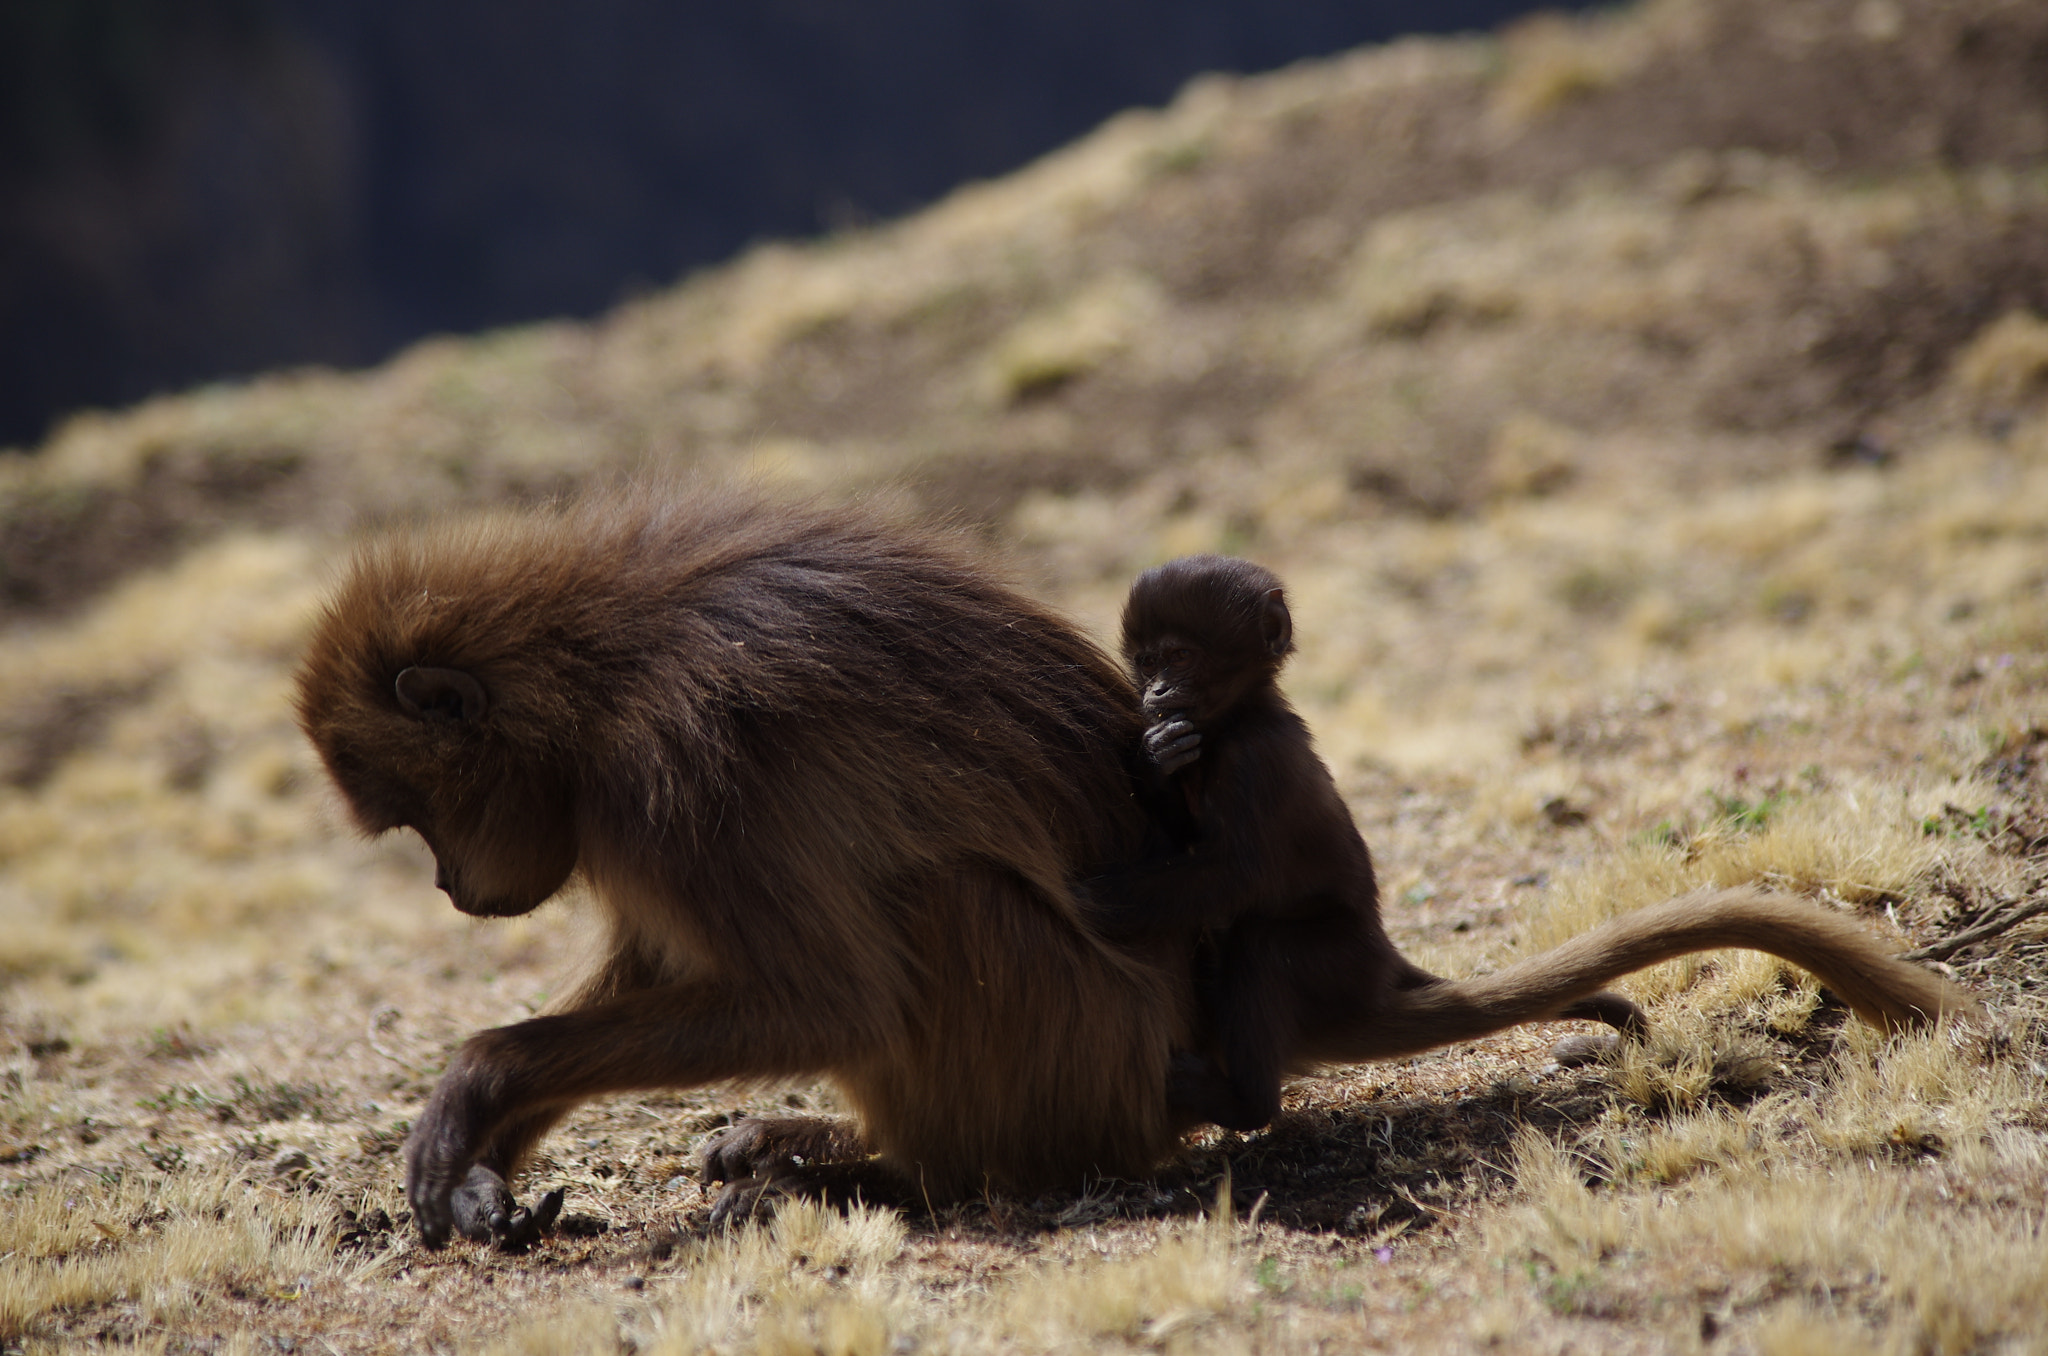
[4, 0, 2048, 1350]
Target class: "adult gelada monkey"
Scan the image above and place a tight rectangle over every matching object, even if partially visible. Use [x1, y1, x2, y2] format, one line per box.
[294, 490, 1974, 1247]
[296, 489, 1182, 1246]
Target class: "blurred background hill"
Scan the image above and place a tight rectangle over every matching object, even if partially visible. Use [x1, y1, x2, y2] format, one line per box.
[4, 0, 2047, 624]
[0, 0, 1591, 450]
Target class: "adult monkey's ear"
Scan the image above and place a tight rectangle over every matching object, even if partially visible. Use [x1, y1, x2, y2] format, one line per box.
[395, 666, 488, 723]
[1260, 588, 1294, 658]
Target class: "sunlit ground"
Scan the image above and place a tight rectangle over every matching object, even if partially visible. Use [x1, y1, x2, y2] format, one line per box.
[5, 0, 2048, 1349]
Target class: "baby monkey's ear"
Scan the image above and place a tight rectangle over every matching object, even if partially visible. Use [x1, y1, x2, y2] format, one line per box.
[1260, 589, 1293, 658]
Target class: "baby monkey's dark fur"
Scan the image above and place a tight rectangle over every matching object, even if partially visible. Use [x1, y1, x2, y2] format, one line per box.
[1093, 556, 1964, 1131]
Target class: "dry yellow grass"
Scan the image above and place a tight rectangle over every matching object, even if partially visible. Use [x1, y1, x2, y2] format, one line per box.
[5, 422, 2043, 1351]
[4, 0, 2048, 1349]
[1, 1168, 341, 1341]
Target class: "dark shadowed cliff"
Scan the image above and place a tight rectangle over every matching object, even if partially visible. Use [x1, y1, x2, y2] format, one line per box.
[0, 0, 1586, 448]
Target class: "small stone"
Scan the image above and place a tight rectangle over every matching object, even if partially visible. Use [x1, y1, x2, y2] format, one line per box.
[1551, 1032, 1622, 1068]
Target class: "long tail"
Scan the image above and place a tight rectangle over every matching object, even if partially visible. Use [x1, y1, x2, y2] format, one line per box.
[1309, 886, 1975, 1064]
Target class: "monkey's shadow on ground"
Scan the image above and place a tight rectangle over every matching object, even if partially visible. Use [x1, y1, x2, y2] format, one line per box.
[359, 1077, 1610, 1262]
[1159, 1005, 1852, 1238]
[849, 1004, 1852, 1244]
[1095, 1071, 1617, 1238]
[651, 1070, 1629, 1247]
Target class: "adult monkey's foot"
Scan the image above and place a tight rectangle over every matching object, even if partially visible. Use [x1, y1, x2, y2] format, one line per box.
[696, 1114, 913, 1227]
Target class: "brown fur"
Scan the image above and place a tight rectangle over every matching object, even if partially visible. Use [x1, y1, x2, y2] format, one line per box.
[1303, 886, 1965, 1064]
[296, 488, 1184, 1244]
[294, 502, 1974, 1245]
